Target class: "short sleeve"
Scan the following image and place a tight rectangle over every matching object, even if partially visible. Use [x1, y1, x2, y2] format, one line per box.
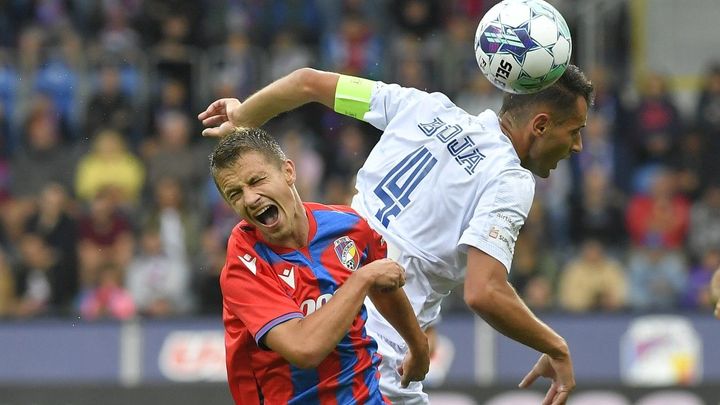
[359, 217, 388, 264]
[457, 169, 535, 272]
[363, 82, 432, 131]
[223, 235, 303, 346]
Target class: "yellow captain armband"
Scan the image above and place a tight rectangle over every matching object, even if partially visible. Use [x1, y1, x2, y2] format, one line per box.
[334, 75, 375, 121]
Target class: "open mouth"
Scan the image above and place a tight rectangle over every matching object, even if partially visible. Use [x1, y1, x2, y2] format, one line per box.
[255, 205, 279, 227]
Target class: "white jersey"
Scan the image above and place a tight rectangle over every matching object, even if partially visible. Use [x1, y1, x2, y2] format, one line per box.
[344, 81, 536, 404]
[351, 81, 535, 326]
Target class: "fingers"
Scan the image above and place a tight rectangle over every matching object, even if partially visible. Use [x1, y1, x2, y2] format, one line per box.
[398, 365, 410, 388]
[201, 114, 229, 127]
[198, 99, 231, 120]
[550, 389, 570, 405]
[715, 302, 720, 319]
[541, 383, 558, 405]
[201, 122, 234, 138]
[518, 367, 539, 388]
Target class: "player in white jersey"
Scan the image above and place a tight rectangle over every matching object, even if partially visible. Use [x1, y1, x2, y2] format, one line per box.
[199, 65, 593, 405]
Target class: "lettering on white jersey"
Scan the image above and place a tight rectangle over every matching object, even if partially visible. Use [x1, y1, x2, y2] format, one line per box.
[487, 222, 515, 255]
[238, 254, 257, 275]
[417, 117, 485, 174]
[300, 293, 334, 316]
[279, 267, 295, 289]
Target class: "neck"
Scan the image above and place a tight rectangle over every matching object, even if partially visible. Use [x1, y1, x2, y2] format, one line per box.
[499, 113, 530, 163]
[268, 199, 309, 250]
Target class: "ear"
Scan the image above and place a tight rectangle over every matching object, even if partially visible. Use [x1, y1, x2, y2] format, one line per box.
[531, 113, 551, 137]
[282, 159, 296, 186]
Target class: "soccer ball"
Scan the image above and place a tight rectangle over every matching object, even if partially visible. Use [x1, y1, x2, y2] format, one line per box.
[474, 0, 572, 94]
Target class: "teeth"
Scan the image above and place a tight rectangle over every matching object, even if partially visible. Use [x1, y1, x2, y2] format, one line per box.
[256, 206, 271, 217]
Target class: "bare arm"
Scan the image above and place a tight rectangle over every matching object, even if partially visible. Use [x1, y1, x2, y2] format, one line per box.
[464, 246, 574, 405]
[198, 68, 340, 136]
[369, 289, 430, 386]
[263, 259, 404, 368]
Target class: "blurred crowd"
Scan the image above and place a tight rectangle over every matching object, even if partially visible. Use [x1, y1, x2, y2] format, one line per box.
[0, 0, 718, 321]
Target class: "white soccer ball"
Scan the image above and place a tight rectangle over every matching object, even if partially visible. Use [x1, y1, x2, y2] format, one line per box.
[474, 0, 572, 94]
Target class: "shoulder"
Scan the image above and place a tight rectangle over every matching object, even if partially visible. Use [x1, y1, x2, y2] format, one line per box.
[227, 220, 259, 254]
[305, 202, 375, 235]
[374, 81, 457, 109]
[306, 202, 362, 218]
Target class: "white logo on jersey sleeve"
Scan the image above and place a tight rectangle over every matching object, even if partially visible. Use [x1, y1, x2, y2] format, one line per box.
[279, 267, 295, 289]
[238, 254, 257, 275]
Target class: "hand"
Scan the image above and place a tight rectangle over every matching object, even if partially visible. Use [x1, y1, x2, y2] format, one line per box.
[519, 353, 575, 405]
[197, 98, 242, 137]
[398, 341, 430, 388]
[362, 259, 405, 292]
[715, 300, 720, 319]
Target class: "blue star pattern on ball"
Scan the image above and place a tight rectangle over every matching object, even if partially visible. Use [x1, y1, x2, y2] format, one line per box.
[478, 22, 540, 64]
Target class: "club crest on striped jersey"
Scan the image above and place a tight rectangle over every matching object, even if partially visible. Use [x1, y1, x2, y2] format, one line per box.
[333, 236, 360, 271]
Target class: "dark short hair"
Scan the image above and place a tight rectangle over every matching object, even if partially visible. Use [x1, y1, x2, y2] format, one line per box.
[209, 127, 286, 174]
[499, 64, 594, 123]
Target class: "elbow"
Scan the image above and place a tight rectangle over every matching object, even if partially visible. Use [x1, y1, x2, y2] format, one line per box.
[464, 282, 502, 316]
[285, 345, 327, 369]
[291, 68, 323, 103]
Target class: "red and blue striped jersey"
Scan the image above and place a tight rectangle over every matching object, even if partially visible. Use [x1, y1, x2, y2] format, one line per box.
[221, 202, 390, 405]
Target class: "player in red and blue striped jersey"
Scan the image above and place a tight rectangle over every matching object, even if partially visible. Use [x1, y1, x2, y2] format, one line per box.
[211, 128, 430, 404]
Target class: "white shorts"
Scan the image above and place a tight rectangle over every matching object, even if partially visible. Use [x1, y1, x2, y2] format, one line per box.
[365, 242, 448, 405]
[365, 301, 430, 405]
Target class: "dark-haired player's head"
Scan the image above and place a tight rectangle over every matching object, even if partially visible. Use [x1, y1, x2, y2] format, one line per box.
[499, 65, 595, 178]
[210, 128, 305, 246]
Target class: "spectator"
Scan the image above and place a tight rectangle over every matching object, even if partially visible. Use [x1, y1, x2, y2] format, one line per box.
[390, 0, 442, 39]
[321, 12, 383, 78]
[436, 14, 476, 96]
[628, 73, 682, 167]
[192, 228, 226, 316]
[671, 127, 707, 199]
[627, 240, 687, 311]
[127, 227, 191, 317]
[688, 184, 720, 260]
[454, 71, 504, 115]
[147, 79, 192, 136]
[558, 239, 627, 312]
[626, 168, 690, 251]
[625, 168, 689, 311]
[78, 263, 135, 321]
[205, 30, 264, 101]
[14, 233, 62, 317]
[77, 187, 134, 288]
[143, 111, 209, 211]
[75, 129, 145, 206]
[10, 108, 77, 199]
[84, 64, 136, 141]
[278, 127, 324, 201]
[510, 235, 558, 311]
[695, 64, 720, 182]
[681, 249, 720, 310]
[24, 183, 78, 308]
[569, 166, 626, 251]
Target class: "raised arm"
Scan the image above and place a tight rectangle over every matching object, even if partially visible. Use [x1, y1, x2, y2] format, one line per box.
[464, 246, 574, 405]
[262, 259, 405, 369]
[368, 289, 430, 387]
[198, 68, 340, 137]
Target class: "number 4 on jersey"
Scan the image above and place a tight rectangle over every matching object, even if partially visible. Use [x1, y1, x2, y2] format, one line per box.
[374, 146, 437, 227]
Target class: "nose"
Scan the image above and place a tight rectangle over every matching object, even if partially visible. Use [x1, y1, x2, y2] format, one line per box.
[244, 188, 262, 208]
[571, 135, 583, 154]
